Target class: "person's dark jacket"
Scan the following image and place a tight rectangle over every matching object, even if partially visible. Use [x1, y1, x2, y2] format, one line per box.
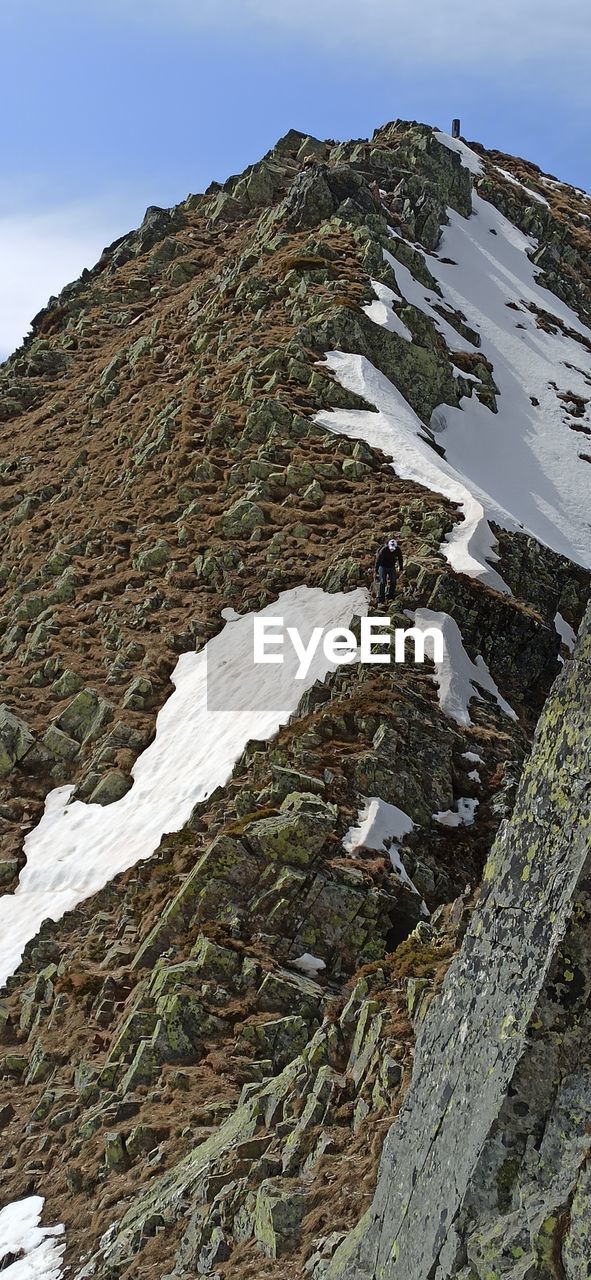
[375, 541, 404, 574]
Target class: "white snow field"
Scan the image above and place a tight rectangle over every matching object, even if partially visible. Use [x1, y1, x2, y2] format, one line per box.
[419, 189, 591, 569]
[316, 351, 510, 592]
[409, 609, 517, 727]
[317, 137, 591, 584]
[0, 586, 367, 988]
[0, 1197, 64, 1279]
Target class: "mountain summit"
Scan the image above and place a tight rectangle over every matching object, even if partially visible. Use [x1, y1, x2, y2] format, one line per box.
[0, 120, 590, 1280]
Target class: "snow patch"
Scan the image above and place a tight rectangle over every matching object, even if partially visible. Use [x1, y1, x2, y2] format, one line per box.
[434, 797, 479, 827]
[409, 609, 518, 727]
[315, 350, 510, 592]
[343, 797, 428, 913]
[452, 363, 480, 383]
[433, 132, 484, 176]
[539, 175, 591, 204]
[0, 1198, 64, 1280]
[388, 846, 429, 915]
[383, 249, 477, 354]
[494, 165, 549, 207]
[363, 278, 412, 341]
[555, 611, 576, 653]
[291, 953, 326, 976]
[0, 585, 368, 988]
[343, 796, 415, 855]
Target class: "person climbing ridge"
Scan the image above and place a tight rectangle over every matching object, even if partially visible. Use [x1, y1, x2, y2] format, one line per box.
[374, 537, 404, 604]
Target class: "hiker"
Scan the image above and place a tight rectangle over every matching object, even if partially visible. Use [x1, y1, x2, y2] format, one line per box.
[374, 537, 404, 603]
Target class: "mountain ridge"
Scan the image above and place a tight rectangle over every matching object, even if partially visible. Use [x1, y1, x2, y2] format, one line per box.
[0, 118, 590, 1280]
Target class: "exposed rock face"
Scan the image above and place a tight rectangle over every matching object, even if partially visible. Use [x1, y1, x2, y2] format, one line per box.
[0, 705, 35, 776]
[325, 603, 591, 1280]
[0, 118, 590, 1279]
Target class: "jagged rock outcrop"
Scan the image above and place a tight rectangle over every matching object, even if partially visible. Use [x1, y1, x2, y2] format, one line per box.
[324, 603, 591, 1280]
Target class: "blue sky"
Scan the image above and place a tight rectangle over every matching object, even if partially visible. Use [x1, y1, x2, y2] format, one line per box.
[1, 0, 590, 358]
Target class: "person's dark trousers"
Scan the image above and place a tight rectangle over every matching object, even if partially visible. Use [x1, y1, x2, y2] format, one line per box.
[377, 565, 397, 603]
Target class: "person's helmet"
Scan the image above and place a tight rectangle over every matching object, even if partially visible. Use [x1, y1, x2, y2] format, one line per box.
[387, 538, 398, 550]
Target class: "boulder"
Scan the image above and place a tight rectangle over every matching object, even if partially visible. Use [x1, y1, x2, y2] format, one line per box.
[0, 858, 18, 887]
[54, 689, 113, 745]
[254, 1180, 307, 1258]
[104, 1131, 129, 1172]
[51, 669, 84, 700]
[239, 1015, 311, 1068]
[135, 540, 172, 572]
[280, 163, 377, 231]
[221, 495, 266, 536]
[41, 725, 80, 762]
[190, 934, 242, 981]
[0, 704, 35, 776]
[269, 765, 325, 801]
[122, 676, 153, 711]
[244, 793, 337, 867]
[88, 770, 132, 806]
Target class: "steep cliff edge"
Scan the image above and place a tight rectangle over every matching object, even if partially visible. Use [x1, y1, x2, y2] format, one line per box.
[325, 602, 591, 1280]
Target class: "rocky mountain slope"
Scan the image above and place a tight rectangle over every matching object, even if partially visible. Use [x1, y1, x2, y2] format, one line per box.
[0, 120, 590, 1279]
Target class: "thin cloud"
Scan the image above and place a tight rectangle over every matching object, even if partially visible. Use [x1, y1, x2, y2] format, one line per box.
[0, 201, 129, 361]
[34, 0, 591, 71]
[222, 0, 591, 66]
